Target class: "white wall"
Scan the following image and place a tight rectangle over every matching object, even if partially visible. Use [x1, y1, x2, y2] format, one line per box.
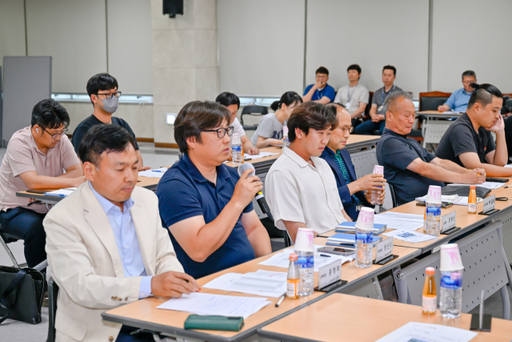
[0, 1, 26, 69]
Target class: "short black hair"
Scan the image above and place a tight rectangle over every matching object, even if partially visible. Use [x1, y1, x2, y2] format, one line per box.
[316, 66, 329, 75]
[462, 70, 476, 80]
[383, 65, 396, 76]
[287, 102, 337, 142]
[467, 83, 503, 109]
[174, 101, 231, 154]
[86, 73, 118, 107]
[31, 99, 70, 129]
[215, 92, 240, 110]
[78, 124, 136, 167]
[347, 64, 361, 74]
[270, 91, 303, 111]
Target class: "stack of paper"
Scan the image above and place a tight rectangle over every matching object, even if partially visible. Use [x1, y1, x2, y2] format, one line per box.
[374, 212, 424, 231]
[44, 188, 77, 197]
[376, 322, 477, 342]
[415, 194, 482, 206]
[138, 167, 168, 178]
[156, 292, 271, 319]
[203, 270, 286, 297]
[243, 152, 279, 160]
[448, 182, 505, 190]
[382, 229, 436, 243]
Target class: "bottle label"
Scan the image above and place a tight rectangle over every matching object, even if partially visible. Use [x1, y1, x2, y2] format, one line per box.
[468, 203, 477, 212]
[296, 255, 314, 269]
[286, 281, 298, 297]
[426, 205, 441, 216]
[422, 296, 437, 312]
[356, 231, 373, 244]
[440, 273, 463, 289]
[232, 145, 241, 152]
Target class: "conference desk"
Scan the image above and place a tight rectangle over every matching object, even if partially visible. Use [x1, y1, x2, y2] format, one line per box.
[258, 293, 512, 342]
[417, 110, 461, 149]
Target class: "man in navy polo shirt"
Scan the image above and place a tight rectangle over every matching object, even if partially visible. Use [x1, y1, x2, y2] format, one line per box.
[303, 66, 336, 104]
[156, 101, 271, 279]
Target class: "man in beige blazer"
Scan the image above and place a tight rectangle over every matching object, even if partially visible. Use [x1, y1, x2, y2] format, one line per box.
[44, 125, 199, 342]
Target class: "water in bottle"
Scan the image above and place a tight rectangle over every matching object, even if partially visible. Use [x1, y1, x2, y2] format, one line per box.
[282, 126, 290, 148]
[231, 133, 243, 166]
[286, 253, 300, 299]
[371, 165, 384, 205]
[296, 250, 314, 296]
[355, 207, 374, 268]
[424, 185, 442, 237]
[422, 267, 437, 314]
[439, 271, 463, 318]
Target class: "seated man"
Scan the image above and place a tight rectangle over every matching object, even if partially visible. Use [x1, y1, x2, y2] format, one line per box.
[302, 66, 336, 104]
[333, 64, 369, 128]
[156, 101, 271, 279]
[321, 103, 386, 220]
[436, 84, 512, 177]
[438, 70, 477, 113]
[354, 65, 402, 135]
[72, 73, 149, 170]
[0, 99, 85, 267]
[266, 102, 351, 242]
[376, 91, 485, 206]
[215, 92, 259, 155]
[44, 125, 199, 342]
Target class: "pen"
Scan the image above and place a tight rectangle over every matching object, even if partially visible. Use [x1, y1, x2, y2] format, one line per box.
[45, 193, 66, 197]
[505, 185, 511, 189]
[151, 170, 164, 172]
[319, 254, 331, 257]
[275, 295, 285, 307]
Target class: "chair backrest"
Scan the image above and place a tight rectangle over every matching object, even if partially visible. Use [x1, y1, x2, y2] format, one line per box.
[388, 183, 398, 208]
[364, 92, 374, 119]
[419, 91, 451, 111]
[46, 276, 59, 342]
[0, 228, 22, 268]
[501, 93, 512, 114]
[240, 105, 269, 126]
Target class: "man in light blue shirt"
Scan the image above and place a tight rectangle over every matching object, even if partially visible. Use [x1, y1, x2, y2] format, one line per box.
[438, 70, 477, 113]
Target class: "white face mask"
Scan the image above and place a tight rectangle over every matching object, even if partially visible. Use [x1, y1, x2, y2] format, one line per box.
[98, 96, 119, 114]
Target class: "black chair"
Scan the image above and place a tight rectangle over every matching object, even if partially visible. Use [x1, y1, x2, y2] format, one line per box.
[240, 105, 268, 131]
[388, 183, 398, 208]
[46, 277, 58, 342]
[418, 91, 451, 111]
[0, 226, 26, 268]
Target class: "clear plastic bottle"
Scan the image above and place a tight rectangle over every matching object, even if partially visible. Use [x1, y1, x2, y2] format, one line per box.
[371, 165, 384, 205]
[231, 133, 243, 166]
[295, 250, 314, 296]
[282, 126, 290, 148]
[424, 202, 442, 237]
[439, 270, 463, 318]
[286, 253, 300, 299]
[422, 267, 437, 314]
[468, 185, 477, 214]
[355, 225, 373, 268]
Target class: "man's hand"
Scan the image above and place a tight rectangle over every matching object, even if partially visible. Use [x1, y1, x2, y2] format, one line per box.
[246, 144, 259, 155]
[487, 114, 505, 132]
[313, 81, 324, 90]
[354, 174, 386, 193]
[138, 165, 151, 171]
[438, 104, 449, 112]
[151, 271, 200, 298]
[372, 114, 384, 122]
[232, 169, 263, 208]
[364, 188, 386, 203]
[461, 169, 486, 184]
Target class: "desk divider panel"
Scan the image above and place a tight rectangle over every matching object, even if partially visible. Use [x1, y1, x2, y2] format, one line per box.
[350, 149, 378, 179]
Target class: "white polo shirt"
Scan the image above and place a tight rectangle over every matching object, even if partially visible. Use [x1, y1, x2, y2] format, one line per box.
[265, 147, 347, 234]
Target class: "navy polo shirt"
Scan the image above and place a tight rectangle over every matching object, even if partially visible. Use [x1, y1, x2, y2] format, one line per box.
[377, 128, 444, 206]
[156, 154, 255, 279]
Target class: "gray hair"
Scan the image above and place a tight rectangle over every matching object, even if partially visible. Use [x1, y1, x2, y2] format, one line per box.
[383, 90, 412, 113]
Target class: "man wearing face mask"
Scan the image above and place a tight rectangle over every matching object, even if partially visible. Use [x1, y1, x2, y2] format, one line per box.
[72, 73, 150, 170]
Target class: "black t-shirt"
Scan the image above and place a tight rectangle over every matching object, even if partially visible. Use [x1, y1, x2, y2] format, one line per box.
[435, 113, 495, 167]
[377, 128, 444, 206]
[71, 115, 139, 154]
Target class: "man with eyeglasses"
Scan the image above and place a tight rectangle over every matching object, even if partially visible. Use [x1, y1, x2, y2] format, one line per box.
[376, 91, 485, 206]
[0, 99, 86, 267]
[156, 101, 271, 279]
[438, 70, 477, 113]
[320, 103, 386, 220]
[72, 73, 150, 170]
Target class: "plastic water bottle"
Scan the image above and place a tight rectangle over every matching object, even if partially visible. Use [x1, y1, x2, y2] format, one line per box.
[424, 186, 442, 237]
[282, 126, 290, 148]
[231, 133, 243, 166]
[355, 207, 374, 268]
[295, 250, 314, 296]
[439, 270, 463, 318]
[371, 165, 383, 205]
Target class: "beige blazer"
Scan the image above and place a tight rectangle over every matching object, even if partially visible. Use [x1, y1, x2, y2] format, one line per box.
[44, 182, 184, 342]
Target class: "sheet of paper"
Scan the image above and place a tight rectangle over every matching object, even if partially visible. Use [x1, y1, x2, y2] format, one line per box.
[138, 167, 168, 178]
[448, 182, 505, 190]
[505, 164, 512, 168]
[375, 322, 477, 342]
[442, 111, 461, 115]
[415, 195, 482, 206]
[373, 212, 424, 231]
[203, 270, 287, 297]
[243, 152, 279, 160]
[156, 292, 271, 319]
[383, 229, 436, 243]
[44, 187, 77, 197]
[415, 195, 460, 202]
[258, 245, 354, 271]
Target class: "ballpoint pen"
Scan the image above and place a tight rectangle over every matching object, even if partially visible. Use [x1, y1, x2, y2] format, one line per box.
[275, 295, 285, 307]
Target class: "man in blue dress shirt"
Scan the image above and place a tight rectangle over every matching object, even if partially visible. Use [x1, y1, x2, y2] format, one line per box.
[303, 66, 336, 104]
[438, 70, 477, 113]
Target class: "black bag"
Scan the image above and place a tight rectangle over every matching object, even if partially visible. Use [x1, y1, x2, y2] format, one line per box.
[442, 185, 491, 198]
[0, 266, 45, 324]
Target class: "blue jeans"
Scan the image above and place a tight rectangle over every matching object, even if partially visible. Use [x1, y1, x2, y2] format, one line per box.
[0, 207, 46, 267]
[116, 326, 155, 342]
[353, 120, 385, 135]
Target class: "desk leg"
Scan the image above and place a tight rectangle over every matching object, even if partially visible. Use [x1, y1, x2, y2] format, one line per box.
[392, 266, 408, 304]
[372, 277, 384, 300]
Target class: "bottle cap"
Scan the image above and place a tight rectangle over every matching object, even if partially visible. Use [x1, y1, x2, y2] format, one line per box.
[439, 244, 464, 271]
[294, 228, 314, 252]
[355, 207, 374, 230]
[373, 165, 384, 175]
[470, 185, 476, 189]
[289, 253, 298, 261]
[425, 267, 435, 275]
[427, 185, 442, 204]
[232, 133, 241, 144]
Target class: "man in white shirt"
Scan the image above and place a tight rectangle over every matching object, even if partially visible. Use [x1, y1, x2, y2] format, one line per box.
[266, 102, 351, 242]
[334, 64, 369, 128]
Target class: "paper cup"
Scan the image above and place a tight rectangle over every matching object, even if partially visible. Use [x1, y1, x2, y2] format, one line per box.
[373, 165, 384, 175]
[427, 185, 442, 204]
[355, 207, 374, 230]
[440, 244, 464, 271]
[294, 228, 314, 252]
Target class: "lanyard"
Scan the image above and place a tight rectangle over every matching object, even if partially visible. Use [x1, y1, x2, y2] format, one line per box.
[347, 85, 357, 102]
[316, 88, 324, 99]
[381, 85, 395, 103]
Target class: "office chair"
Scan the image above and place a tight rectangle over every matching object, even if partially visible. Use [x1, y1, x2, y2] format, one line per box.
[0, 226, 26, 268]
[418, 91, 451, 111]
[388, 183, 398, 208]
[240, 105, 268, 131]
[46, 276, 58, 342]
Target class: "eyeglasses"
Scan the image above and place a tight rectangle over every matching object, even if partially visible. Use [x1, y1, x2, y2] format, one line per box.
[96, 91, 122, 99]
[339, 126, 354, 134]
[201, 126, 233, 138]
[42, 127, 68, 140]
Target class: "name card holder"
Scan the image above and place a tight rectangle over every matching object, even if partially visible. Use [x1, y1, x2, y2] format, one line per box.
[479, 195, 500, 215]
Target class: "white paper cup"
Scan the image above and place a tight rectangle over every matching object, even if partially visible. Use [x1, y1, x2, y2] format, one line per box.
[295, 228, 314, 252]
[427, 185, 442, 204]
[355, 207, 374, 230]
[373, 165, 384, 175]
[440, 244, 464, 271]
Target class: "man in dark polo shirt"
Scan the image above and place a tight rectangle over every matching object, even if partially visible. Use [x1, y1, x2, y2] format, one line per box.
[376, 91, 485, 205]
[436, 83, 512, 177]
[156, 101, 271, 279]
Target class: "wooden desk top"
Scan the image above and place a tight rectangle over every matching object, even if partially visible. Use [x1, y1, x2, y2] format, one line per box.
[346, 134, 381, 145]
[259, 293, 512, 342]
[417, 110, 463, 116]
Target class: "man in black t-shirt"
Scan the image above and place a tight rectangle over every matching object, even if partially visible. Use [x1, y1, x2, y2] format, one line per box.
[72, 73, 149, 170]
[376, 91, 485, 205]
[436, 83, 512, 177]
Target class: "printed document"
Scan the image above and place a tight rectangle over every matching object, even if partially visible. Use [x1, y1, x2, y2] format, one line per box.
[138, 167, 168, 178]
[383, 229, 436, 243]
[244, 152, 279, 160]
[448, 182, 505, 190]
[203, 270, 287, 297]
[376, 322, 477, 342]
[373, 212, 424, 231]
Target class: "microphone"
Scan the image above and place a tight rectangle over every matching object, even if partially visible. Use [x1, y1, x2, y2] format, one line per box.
[237, 163, 274, 222]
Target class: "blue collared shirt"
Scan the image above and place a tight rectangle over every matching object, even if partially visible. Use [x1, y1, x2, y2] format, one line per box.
[444, 88, 473, 112]
[89, 182, 152, 298]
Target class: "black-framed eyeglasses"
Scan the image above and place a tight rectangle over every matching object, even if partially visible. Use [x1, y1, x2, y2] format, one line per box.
[42, 127, 68, 140]
[340, 126, 354, 134]
[96, 91, 122, 99]
[200, 126, 234, 138]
